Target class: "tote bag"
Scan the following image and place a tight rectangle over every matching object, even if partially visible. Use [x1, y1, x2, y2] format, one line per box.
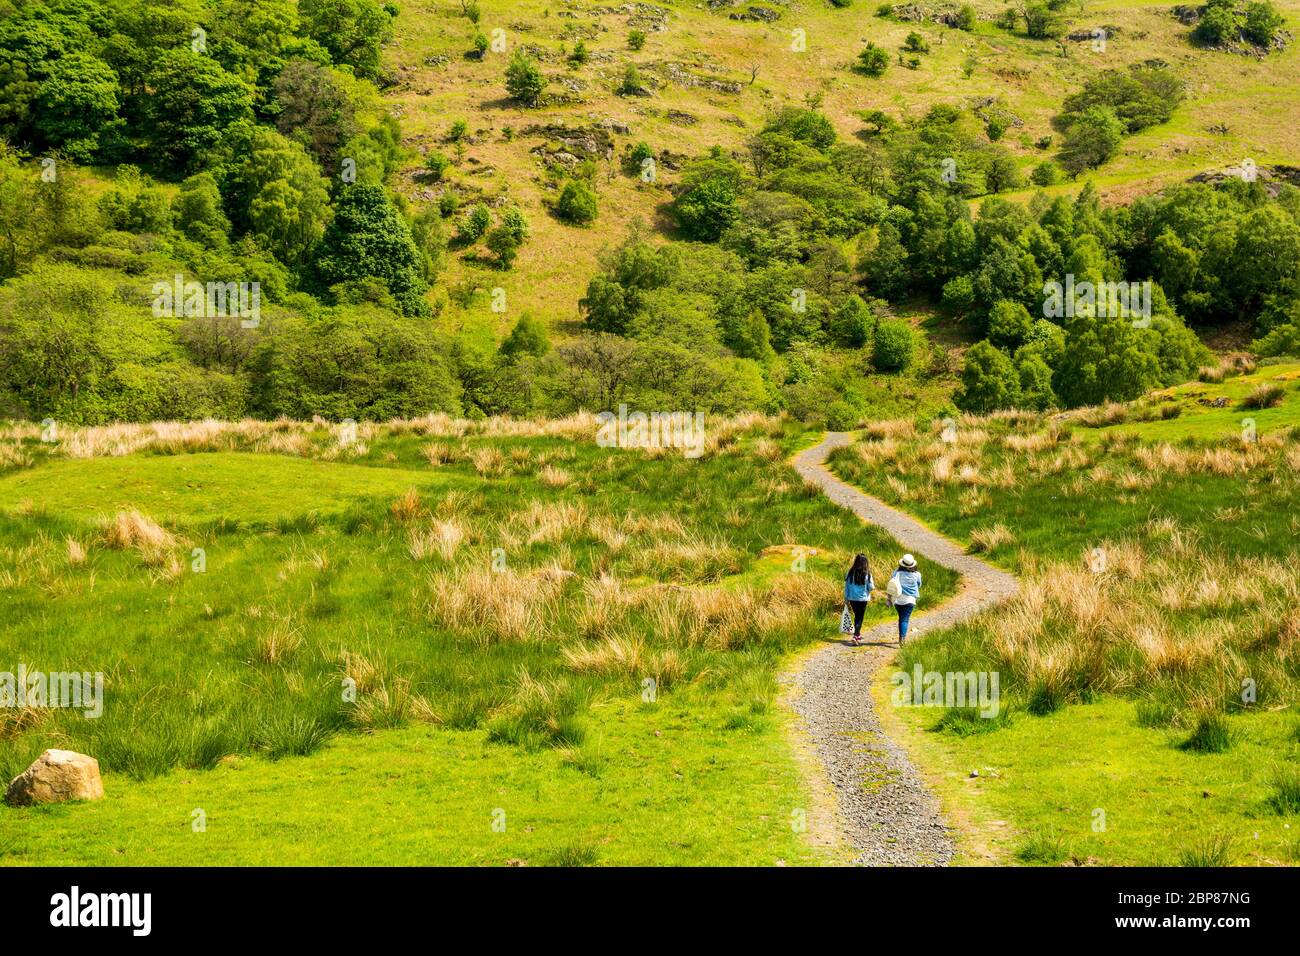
[839, 604, 854, 635]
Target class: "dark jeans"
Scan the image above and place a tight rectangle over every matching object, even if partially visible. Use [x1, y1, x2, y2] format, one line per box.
[848, 600, 867, 635]
[895, 602, 915, 641]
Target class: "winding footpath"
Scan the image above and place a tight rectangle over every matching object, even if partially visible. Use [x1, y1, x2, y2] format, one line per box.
[783, 432, 1019, 866]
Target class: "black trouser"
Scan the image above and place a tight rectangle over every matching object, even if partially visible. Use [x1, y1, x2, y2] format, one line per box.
[848, 600, 867, 635]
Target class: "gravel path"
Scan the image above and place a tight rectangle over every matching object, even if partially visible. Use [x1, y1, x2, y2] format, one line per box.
[782, 432, 1019, 866]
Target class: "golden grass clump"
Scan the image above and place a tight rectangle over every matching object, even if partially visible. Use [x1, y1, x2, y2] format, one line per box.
[470, 446, 506, 477]
[0, 442, 32, 469]
[65, 536, 87, 566]
[427, 566, 567, 642]
[538, 465, 572, 487]
[968, 523, 1016, 554]
[102, 510, 177, 565]
[1002, 431, 1056, 453]
[408, 519, 467, 561]
[865, 419, 916, 441]
[421, 442, 456, 466]
[520, 499, 589, 545]
[390, 489, 423, 523]
[255, 617, 304, 665]
[854, 438, 900, 468]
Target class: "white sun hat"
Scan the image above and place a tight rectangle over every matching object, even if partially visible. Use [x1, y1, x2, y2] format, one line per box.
[900, 554, 917, 569]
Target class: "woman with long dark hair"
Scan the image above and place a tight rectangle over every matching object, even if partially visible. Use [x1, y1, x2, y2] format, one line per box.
[843, 553, 874, 645]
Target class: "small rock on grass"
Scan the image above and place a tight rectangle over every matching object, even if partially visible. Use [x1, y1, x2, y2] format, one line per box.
[5, 749, 105, 806]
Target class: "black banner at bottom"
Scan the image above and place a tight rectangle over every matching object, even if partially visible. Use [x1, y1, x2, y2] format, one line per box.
[0, 866, 1280, 940]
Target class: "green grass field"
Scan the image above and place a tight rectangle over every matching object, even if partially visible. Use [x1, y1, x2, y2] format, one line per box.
[0, 417, 956, 864]
[832, 364, 1300, 864]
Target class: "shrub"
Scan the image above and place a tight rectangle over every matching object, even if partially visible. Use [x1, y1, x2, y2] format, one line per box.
[1240, 383, 1285, 409]
[628, 29, 647, 50]
[1030, 160, 1061, 186]
[456, 203, 491, 243]
[988, 300, 1033, 349]
[1244, 2, 1284, 46]
[556, 179, 598, 225]
[955, 4, 977, 30]
[872, 319, 915, 371]
[424, 150, 451, 180]
[857, 43, 890, 76]
[1023, 3, 1065, 39]
[618, 63, 644, 95]
[505, 50, 546, 106]
[903, 32, 930, 53]
[957, 341, 1020, 413]
[1193, 4, 1237, 45]
[1059, 106, 1125, 175]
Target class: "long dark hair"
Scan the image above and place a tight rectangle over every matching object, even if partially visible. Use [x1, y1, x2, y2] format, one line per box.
[848, 553, 871, 586]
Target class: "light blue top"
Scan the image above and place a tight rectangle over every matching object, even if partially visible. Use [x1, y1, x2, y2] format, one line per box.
[844, 571, 874, 603]
[890, 569, 922, 605]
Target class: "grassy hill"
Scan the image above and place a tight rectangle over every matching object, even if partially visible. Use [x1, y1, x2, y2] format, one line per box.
[387, 0, 1300, 340]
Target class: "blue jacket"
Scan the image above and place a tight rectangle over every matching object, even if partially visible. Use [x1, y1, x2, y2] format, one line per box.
[890, 569, 922, 605]
[844, 571, 874, 602]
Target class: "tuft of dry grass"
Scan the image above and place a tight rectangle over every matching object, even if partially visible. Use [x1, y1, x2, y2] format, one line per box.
[408, 519, 467, 561]
[427, 566, 567, 642]
[65, 537, 87, 566]
[538, 465, 572, 487]
[255, 617, 304, 665]
[101, 510, 177, 566]
[469, 446, 506, 477]
[968, 523, 1016, 554]
[390, 489, 423, 523]
[421, 442, 455, 466]
[1241, 383, 1285, 410]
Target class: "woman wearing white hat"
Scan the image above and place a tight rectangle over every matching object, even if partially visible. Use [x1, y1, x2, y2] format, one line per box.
[885, 554, 922, 644]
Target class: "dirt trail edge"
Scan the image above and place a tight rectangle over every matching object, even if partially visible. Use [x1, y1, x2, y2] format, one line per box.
[781, 431, 1019, 866]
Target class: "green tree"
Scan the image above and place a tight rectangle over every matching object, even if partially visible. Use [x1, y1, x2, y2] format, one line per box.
[956, 340, 1021, 412]
[299, 0, 394, 79]
[250, 306, 460, 419]
[505, 50, 546, 106]
[33, 53, 121, 163]
[830, 295, 873, 347]
[1059, 107, 1124, 175]
[672, 170, 739, 240]
[172, 172, 232, 244]
[272, 59, 360, 169]
[856, 43, 891, 76]
[556, 179, 598, 225]
[222, 126, 332, 267]
[500, 313, 550, 359]
[313, 184, 429, 315]
[1052, 311, 1161, 407]
[147, 51, 254, 173]
[872, 318, 915, 370]
[987, 299, 1033, 349]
